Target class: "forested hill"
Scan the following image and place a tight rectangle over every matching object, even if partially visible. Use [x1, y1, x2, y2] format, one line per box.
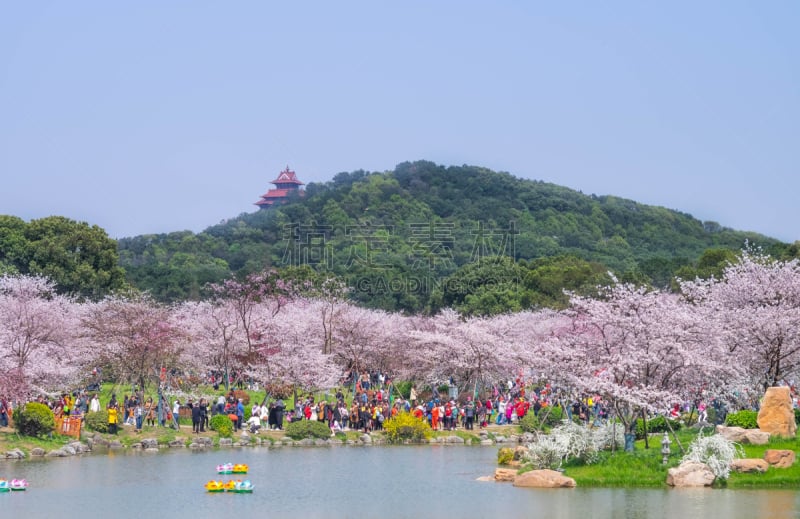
[118, 161, 786, 313]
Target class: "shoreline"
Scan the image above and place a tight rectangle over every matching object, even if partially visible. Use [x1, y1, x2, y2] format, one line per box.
[3, 425, 797, 490]
[0, 423, 520, 461]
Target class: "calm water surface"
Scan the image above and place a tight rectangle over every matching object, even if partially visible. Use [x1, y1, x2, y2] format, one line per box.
[1, 445, 798, 519]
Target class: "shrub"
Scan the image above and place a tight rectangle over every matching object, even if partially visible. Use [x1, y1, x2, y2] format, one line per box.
[285, 419, 332, 440]
[383, 411, 431, 443]
[210, 414, 234, 438]
[13, 402, 55, 438]
[634, 415, 682, 439]
[524, 422, 602, 469]
[591, 422, 625, 451]
[725, 410, 758, 429]
[520, 406, 565, 433]
[231, 390, 250, 406]
[682, 432, 743, 480]
[393, 381, 413, 400]
[497, 447, 514, 465]
[795, 409, 800, 425]
[85, 410, 109, 433]
[524, 434, 568, 470]
[540, 405, 564, 427]
[263, 382, 293, 400]
[519, 413, 540, 433]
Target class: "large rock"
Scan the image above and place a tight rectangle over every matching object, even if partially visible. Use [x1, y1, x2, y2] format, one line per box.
[92, 435, 110, 447]
[666, 461, 715, 487]
[4, 449, 25, 459]
[513, 469, 576, 488]
[46, 449, 69, 457]
[715, 426, 771, 445]
[715, 425, 747, 443]
[196, 437, 213, 447]
[730, 459, 769, 473]
[763, 449, 796, 468]
[757, 387, 797, 438]
[494, 468, 518, 482]
[69, 441, 91, 454]
[743, 430, 771, 445]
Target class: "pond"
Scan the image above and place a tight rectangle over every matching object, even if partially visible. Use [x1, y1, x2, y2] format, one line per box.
[1, 445, 798, 519]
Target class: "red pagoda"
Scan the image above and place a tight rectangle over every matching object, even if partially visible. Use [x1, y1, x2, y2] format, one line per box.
[254, 166, 305, 209]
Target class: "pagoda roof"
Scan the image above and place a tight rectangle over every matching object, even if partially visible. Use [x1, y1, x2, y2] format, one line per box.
[270, 166, 304, 185]
[259, 188, 292, 199]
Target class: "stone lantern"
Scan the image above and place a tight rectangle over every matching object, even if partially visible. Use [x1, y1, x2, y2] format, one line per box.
[661, 432, 671, 464]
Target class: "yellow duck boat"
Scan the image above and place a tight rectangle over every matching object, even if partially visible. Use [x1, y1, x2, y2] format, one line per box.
[205, 480, 225, 493]
[232, 464, 248, 474]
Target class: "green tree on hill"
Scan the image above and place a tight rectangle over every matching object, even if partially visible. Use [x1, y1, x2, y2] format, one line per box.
[0, 215, 126, 299]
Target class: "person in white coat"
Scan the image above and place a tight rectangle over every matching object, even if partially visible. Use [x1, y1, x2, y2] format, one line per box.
[89, 394, 101, 413]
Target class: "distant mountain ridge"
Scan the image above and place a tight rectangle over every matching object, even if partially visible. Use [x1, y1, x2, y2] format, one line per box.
[117, 160, 781, 310]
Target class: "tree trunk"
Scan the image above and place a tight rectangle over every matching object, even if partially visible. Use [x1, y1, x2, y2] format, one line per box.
[641, 409, 649, 449]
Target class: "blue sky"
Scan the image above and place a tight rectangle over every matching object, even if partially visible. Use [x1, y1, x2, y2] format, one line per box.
[1, 2, 797, 242]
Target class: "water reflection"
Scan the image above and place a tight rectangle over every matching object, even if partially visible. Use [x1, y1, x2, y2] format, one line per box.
[0, 446, 797, 519]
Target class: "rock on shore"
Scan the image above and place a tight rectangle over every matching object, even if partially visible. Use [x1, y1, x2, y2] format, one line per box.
[513, 469, 576, 488]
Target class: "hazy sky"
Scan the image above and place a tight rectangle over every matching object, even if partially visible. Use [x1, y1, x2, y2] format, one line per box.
[1, 2, 797, 242]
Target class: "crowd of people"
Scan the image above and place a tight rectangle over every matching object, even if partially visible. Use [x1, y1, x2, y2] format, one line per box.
[2, 370, 798, 438]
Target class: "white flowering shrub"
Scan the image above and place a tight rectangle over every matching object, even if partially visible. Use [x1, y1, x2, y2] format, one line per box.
[525, 422, 610, 469]
[682, 432, 743, 480]
[525, 433, 569, 469]
[590, 422, 625, 452]
[558, 422, 599, 464]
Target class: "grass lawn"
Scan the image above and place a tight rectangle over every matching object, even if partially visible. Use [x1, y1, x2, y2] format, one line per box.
[526, 428, 799, 489]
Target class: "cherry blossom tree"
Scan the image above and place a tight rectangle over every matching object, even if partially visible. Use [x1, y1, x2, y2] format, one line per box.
[174, 300, 247, 391]
[208, 269, 295, 357]
[249, 301, 339, 394]
[327, 301, 408, 381]
[81, 294, 187, 392]
[0, 275, 80, 399]
[406, 309, 557, 394]
[546, 281, 735, 431]
[681, 249, 800, 390]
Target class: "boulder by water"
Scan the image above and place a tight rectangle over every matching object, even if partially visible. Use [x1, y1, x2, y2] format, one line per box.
[666, 461, 715, 487]
[494, 468, 518, 482]
[513, 469, 576, 488]
[757, 387, 797, 438]
[4, 449, 25, 459]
